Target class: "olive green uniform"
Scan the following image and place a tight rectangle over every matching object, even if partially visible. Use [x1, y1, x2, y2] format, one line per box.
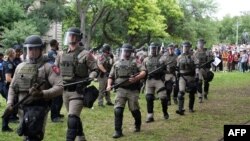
[97, 53, 113, 106]
[194, 49, 214, 102]
[56, 47, 98, 141]
[109, 58, 145, 137]
[176, 53, 197, 115]
[160, 53, 178, 104]
[142, 55, 169, 121]
[7, 56, 63, 141]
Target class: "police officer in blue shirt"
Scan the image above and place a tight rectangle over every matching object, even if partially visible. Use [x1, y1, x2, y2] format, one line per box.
[0, 52, 7, 100]
[2, 48, 16, 132]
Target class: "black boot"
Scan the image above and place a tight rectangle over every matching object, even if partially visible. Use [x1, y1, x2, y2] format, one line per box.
[173, 98, 178, 105]
[2, 116, 13, 132]
[204, 81, 209, 100]
[113, 107, 124, 138]
[167, 89, 171, 106]
[76, 120, 87, 141]
[189, 93, 195, 113]
[131, 110, 141, 132]
[66, 115, 80, 141]
[161, 98, 169, 119]
[176, 99, 185, 115]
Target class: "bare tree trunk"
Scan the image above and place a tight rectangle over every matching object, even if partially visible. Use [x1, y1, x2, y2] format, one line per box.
[76, 0, 90, 48]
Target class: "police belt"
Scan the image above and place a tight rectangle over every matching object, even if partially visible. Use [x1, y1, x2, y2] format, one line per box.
[21, 99, 51, 108]
[64, 85, 77, 92]
[119, 84, 138, 90]
[180, 72, 195, 76]
[165, 70, 175, 74]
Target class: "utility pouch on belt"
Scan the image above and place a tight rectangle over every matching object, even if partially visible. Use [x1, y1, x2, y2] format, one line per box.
[17, 106, 47, 140]
[82, 85, 99, 108]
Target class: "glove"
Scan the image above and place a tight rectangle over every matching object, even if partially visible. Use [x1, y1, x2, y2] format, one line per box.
[29, 86, 43, 98]
[209, 59, 215, 63]
[110, 53, 114, 59]
[6, 104, 13, 113]
[89, 71, 98, 79]
[105, 72, 110, 77]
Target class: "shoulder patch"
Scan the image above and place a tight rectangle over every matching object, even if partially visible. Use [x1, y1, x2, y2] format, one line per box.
[99, 55, 104, 61]
[52, 65, 60, 75]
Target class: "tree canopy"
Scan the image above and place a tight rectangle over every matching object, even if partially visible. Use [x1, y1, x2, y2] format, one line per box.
[1, 0, 249, 50]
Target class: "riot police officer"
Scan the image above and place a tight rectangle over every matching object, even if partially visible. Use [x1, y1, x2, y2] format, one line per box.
[176, 41, 197, 115]
[106, 43, 146, 138]
[56, 27, 99, 141]
[160, 43, 178, 105]
[97, 43, 114, 107]
[193, 39, 214, 103]
[142, 42, 169, 122]
[6, 35, 64, 140]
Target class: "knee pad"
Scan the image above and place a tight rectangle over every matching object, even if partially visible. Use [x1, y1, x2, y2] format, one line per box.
[178, 91, 185, 100]
[146, 94, 154, 102]
[114, 107, 124, 117]
[68, 114, 80, 130]
[165, 80, 173, 91]
[67, 114, 81, 140]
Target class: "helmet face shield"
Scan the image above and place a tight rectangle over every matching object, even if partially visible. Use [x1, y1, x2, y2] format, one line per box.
[197, 42, 204, 49]
[63, 31, 81, 46]
[182, 46, 190, 54]
[120, 48, 132, 60]
[149, 46, 159, 56]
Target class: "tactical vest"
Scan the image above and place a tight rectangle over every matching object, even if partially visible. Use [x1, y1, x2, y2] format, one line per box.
[115, 59, 137, 78]
[146, 56, 161, 72]
[179, 54, 195, 73]
[103, 55, 112, 72]
[165, 54, 177, 73]
[14, 63, 39, 93]
[115, 59, 139, 88]
[196, 51, 207, 64]
[60, 48, 88, 81]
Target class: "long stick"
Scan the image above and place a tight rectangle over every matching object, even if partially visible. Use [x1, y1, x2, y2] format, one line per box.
[1, 81, 45, 118]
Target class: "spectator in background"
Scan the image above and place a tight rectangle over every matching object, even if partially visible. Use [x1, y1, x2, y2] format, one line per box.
[222, 50, 228, 72]
[248, 51, 250, 71]
[227, 51, 233, 72]
[212, 49, 220, 72]
[241, 50, 248, 73]
[233, 51, 240, 70]
[48, 39, 64, 122]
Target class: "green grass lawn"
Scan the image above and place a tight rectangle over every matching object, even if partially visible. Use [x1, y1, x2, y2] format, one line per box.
[0, 71, 250, 141]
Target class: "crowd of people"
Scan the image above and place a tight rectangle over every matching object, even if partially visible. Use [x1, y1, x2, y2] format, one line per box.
[211, 44, 250, 73]
[0, 27, 217, 141]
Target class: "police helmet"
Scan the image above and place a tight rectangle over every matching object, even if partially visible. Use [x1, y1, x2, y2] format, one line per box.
[101, 44, 111, 53]
[120, 43, 133, 59]
[149, 42, 160, 56]
[23, 35, 45, 48]
[64, 27, 83, 45]
[182, 41, 192, 48]
[13, 44, 23, 51]
[197, 38, 206, 44]
[121, 43, 133, 50]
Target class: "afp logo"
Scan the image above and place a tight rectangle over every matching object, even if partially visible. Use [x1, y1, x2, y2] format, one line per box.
[224, 125, 250, 141]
